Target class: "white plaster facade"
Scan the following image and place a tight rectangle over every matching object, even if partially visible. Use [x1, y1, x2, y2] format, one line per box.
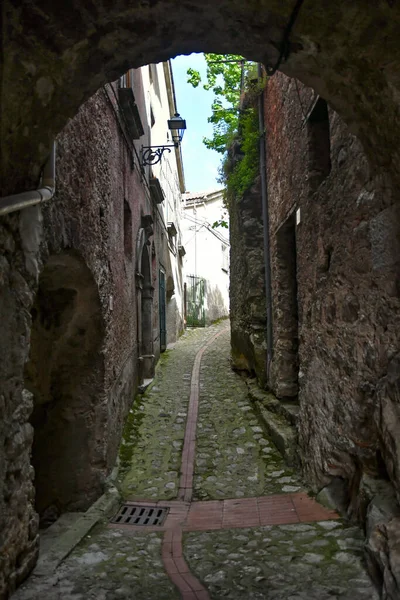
[182, 189, 230, 325]
[141, 62, 186, 346]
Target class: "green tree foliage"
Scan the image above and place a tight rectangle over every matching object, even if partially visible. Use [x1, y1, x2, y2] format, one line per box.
[187, 54, 265, 215]
[223, 108, 259, 199]
[187, 54, 250, 154]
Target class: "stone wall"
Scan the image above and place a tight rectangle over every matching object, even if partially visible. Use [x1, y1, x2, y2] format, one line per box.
[0, 211, 39, 598]
[265, 72, 400, 499]
[264, 72, 400, 595]
[229, 172, 268, 386]
[0, 73, 175, 597]
[230, 66, 400, 599]
[39, 84, 147, 481]
[2, 1, 400, 200]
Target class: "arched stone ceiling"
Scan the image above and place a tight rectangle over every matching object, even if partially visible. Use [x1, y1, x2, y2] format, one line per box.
[1, 0, 400, 194]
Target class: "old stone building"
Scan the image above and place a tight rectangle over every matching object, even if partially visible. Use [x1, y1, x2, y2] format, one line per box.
[230, 70, 400, 595]
[230, 174, 267, 385]
[182, 190, 230, 326]
[0, 62, 185, 597]
[1, 1, 400, 598]
[267, 73, 400, 506]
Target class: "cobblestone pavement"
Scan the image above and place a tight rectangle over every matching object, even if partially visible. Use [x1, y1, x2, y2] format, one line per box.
[118, 326, 221, 501]
[184, 523, 375, 600]
[194, 329, 301, 501]
[15, 526, 180, 600]
[13, 322, 378, 600]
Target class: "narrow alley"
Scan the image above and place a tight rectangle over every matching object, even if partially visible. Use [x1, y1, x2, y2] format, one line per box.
[14, 322, 378, 600]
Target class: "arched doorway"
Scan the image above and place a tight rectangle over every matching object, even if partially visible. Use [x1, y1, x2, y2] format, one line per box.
[136, 223, 155, 383]
[25, 252, 106, 525]
[165, 274, 177, 345]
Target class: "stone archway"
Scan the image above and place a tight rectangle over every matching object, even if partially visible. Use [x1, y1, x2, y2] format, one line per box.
[1, 1, 400, 194]
[25, 252, 106, 524]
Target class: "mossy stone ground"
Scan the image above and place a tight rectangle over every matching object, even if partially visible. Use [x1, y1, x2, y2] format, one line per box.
[194, 328, 302, 500]
[13, 322, 378, 599]
[15, 526, 180, 599]
[118, 325, 225, 500]
[184, 522, 378, 599]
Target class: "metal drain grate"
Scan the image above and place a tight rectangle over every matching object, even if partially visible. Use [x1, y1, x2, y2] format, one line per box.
[111, 504, 169, 526]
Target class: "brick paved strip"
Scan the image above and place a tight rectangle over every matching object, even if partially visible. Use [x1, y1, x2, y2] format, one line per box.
[109, 492, 338, 535]
[185, 501, 224, 531]
[110, 324, 338, 599]
[291, 492, 338, 521]
[183, 493, 338, 531]
[162, 527, 210, 600]
[178, 327, 228, 503]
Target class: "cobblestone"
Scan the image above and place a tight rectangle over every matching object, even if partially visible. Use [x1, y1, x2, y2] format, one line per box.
[14, 527, 180, 600]
[13, 322, 377, 600]
[118, 325, 224, 500]
[184, 524, 378, 600]
[194, 328, 302, 500]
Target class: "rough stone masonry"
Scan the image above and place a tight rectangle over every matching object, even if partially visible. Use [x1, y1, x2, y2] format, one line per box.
[229, 70, 400, 598]
[1, 0, 400, 598]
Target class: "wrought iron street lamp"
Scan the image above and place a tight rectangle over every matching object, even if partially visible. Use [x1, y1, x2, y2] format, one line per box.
[141, 113, 186, 167]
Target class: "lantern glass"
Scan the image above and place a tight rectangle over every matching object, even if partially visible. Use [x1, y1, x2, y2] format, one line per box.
[168, 113, 187, 145]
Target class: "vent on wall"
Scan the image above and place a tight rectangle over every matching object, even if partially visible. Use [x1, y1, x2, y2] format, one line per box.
[167, 222, 177, 237]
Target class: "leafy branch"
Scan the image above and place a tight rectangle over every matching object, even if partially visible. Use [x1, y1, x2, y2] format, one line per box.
[187, 55, 266, 217]
[187, 54, 251, 154]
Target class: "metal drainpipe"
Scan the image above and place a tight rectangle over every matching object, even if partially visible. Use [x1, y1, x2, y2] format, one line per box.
[258, 63, 273, 378]
[0, 143, 56, 216]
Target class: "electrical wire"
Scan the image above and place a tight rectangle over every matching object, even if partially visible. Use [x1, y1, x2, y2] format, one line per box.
[265, 0, 305, 76]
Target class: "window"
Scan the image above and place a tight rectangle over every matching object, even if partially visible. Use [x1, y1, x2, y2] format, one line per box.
[149, 64, 161, 101]
[124, 200, 132, 259]
[307, 98, 331, 191]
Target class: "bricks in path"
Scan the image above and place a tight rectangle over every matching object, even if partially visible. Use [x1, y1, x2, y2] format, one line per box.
[162, 527, 211, 600]
[185, 492, 338, 530]
[110, 324, 338, 599]
[109, 492, 338, 534]
[109, 493, 338, 598]
[178, 328, 228, 503]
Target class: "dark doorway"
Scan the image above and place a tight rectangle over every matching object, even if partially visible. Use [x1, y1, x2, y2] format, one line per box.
[140, 246, 155, 380]
[159, 269, 166, 352]
[25, 252, 106, 525]
[273, 213, 299, 398]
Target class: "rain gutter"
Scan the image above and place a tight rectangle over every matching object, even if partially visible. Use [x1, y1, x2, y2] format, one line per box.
[258, 63, 273, 376]
[0, 143, 56, 216]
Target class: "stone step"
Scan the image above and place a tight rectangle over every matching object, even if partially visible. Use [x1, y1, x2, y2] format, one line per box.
[247, 381, 299, 466]
[34, 486, 121, 576]
[247, 382, 300, 426]
[39, 512, 82, 558]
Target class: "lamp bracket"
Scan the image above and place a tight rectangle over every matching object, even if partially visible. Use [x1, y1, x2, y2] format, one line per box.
[141, 145, 176, 166]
